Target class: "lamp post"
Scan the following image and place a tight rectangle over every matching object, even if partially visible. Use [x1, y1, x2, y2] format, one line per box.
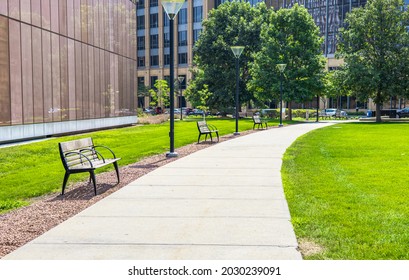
[231, 46, 244, 135]
[162, 0, 184, 158]
[178, 76, 184, 120]
[277, 63, 286, 127]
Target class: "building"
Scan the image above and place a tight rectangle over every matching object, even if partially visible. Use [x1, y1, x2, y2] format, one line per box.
[0, 0, 138, 143]
[136, 0, 266, 110]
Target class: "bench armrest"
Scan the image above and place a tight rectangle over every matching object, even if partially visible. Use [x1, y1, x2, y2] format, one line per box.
[207, 124, 218, 131]
[64, 151, 94, 168]
[93, 145, 118, 158]
[79, 148, 106, 163]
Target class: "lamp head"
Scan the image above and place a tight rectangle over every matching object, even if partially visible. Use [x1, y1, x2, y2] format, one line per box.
[277, 64, 287, 73]
[161, 0, 185, 20]
[231, 46, 245, 58]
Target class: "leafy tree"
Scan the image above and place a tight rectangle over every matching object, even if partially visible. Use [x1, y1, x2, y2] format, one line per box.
[188, 1, 270, 112]
[149, 79, 170, 110]
[249, 4, 325, 120]
[337, 0, 409, 122]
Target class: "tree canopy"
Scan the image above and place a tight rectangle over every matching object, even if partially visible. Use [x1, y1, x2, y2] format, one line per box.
[336, 0, 409, 122]
[249, 4, 325, 117]
[187, 1, 270, 112]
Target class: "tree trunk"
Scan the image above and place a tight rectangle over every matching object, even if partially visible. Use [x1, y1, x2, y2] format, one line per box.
[288, 102, 292, 121]
[375, 92, 382, 123]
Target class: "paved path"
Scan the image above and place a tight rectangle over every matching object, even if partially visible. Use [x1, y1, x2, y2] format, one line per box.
[3, 122, 333, 260]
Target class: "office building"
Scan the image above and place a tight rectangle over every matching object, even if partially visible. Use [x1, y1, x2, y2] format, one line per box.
[0, 0, 137, 143]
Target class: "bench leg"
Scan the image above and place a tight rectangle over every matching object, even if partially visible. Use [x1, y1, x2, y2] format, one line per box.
[89, 171, 97, 196]
[198, 133, 201, 144]
[216, 132, 219, 142]
[62, 172, 70, 195]
[113, 161, 120, 183]
[253, 123, 256, 130]
[209, 133, 213, 142]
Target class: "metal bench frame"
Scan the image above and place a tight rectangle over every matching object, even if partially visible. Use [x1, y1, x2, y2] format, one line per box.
[58, 137, 120, 195]
[197, 121, 219, 143]
[252, 115, 268, 129]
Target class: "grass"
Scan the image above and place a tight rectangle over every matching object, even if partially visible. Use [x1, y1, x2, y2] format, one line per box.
[282, 123, 409, 259]
[0, 117, 291, 213]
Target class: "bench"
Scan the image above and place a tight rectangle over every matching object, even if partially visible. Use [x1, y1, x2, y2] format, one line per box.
[197, 121, 219, 143]
[58, 137, 120, 196]
[252, 115, 268, 129]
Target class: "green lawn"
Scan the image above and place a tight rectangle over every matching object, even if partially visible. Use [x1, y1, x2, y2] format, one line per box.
[282, 123, 409, 259]
[0, 117, 288, 213]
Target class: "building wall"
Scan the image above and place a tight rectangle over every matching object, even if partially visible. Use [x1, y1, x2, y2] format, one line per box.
[136, 0, 212, 109]
[0, 0, 138, 143]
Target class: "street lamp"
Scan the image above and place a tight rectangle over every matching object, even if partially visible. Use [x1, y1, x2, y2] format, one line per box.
[231, 46, 244, 135]
[162, 0, 185, 158]
[277, 63, 286, 127]
[178, 76, 184, 120]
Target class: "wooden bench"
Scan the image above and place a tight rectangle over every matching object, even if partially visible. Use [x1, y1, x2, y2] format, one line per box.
[252, 115, 268, 129]
[58, 137, 120, 196]
[197, 121, 219, 143]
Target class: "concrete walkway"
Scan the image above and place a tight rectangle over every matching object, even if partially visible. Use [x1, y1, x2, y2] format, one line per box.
[3, 122, 333, 260]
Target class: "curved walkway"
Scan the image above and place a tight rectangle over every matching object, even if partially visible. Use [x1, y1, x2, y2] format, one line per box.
[3, 122, 333, 260]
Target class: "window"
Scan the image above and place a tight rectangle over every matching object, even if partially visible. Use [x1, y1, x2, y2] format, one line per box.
[150, 76, 158, 88]
[150, 0, 158, 7]
[150, 13, 158, 28]
[164, 32, 170, 48]
[150, 55, 159, 66]
[137, 0, 145, 9]
[163, 13, 170, 27]
[137, 77, 145, 89]
[137, 36, 145, 50]
[138, 56, 145, 67]
[178, 31, 187, 46]
[178, 52, 188, 65]
[178, 8, 187, 24]
[193, 29, 201, 44]
[137, 15, 145, 30]
[150, 34, 158, 49]
[164, 54, 170, 66]
[193, 6, 203, 23]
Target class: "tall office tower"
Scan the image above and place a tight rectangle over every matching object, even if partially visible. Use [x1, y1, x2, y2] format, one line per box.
[269, 0, 367, 67]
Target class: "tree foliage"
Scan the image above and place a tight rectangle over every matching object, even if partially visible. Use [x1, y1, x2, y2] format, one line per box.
[149, 79, 170, 109]
[336, 0, 409, 122]
[249, 4, 325, 118]
[188, 1, 270, 112]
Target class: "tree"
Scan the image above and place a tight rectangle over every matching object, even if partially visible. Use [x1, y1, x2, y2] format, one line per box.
[249, 4, 325, 120]
[149, 79, 170, 110]
[188, 1, 270, 112]
[337, 0, 409, 122]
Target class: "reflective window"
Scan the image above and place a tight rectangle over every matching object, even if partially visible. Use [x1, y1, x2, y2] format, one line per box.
[193, 6, 202, 23]
[164, 54, 170, 66]
[137, 36, 145, 50]
[178, 52, 188, 65]
[178, 31, 187, 46]
[150, 55, 159, 66]
[178, 8, 187, 24]
[150, 34, 159, 49]
[137, 15, 145, 29]
[150, 13, 158, 28]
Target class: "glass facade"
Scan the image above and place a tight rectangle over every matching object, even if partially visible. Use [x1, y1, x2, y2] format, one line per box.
[272, 0, 367, 56]
[0, 0, 137, 132]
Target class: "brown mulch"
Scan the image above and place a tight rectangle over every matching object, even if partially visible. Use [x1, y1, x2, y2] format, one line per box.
[0, 130, 258, 258]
